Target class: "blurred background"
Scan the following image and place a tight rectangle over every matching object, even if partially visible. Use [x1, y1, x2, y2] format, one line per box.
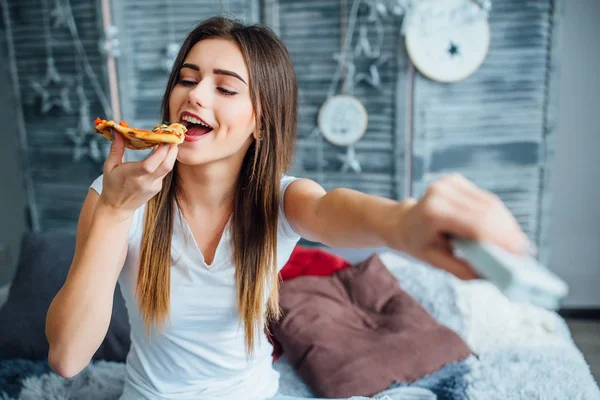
[0, 0, 597, 308]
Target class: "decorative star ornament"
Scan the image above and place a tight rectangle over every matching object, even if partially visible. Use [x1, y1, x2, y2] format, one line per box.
[354, 54, 391, 90]
[337, 146, 362, 173]
[31, 81, 72, 114]
[30, 57, 72, 113]
[448, 41, 460, 57]
[50, 0, 69, 29]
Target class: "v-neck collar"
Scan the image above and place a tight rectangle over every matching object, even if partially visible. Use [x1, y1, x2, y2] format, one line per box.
[175, 204, 232, 270]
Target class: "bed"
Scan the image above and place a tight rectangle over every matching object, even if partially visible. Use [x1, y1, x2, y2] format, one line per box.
[0, 233, 598, 400]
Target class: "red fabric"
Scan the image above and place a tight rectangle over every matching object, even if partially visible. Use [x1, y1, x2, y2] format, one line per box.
[269, 245, 351, 360]
[280, 245, 351, 281]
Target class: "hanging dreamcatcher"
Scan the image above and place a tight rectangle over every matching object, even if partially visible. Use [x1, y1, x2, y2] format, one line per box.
[404, 0, 492, 82]
[316, 0, 376, 174]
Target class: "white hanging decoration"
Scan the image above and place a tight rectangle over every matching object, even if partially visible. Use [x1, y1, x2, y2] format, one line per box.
[163, 42, 180, 73]
[50, 0, 69, 29]
[404, 0, 492, 83]
[66, 76, 92, 162]
[31, 79, 72, 114]
[57, 0, 112, 117]
[318, 95, 368, 174]
[316, 0, 373, 174]
[162, 0, 180, 73]
[352, 10, 392, 92]
[31, 0, 72, 114]
[338, 146, 363, 173]
[40, 56, 62, 85]
[355, 53, 391, 90]
[100, 25, 121, 58]
[318, 95, 368, 148]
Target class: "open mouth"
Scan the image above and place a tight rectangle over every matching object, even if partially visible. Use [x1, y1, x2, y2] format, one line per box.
[180, 113, 214, 137]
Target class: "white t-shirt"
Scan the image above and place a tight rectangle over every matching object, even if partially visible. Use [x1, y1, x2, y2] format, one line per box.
[90, 175, 301, 400]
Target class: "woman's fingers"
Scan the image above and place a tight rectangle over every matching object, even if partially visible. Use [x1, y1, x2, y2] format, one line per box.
[104, 130, 125, 174]
[135, 144, 171, 176]
[422, 244, 478, 280]
[420, 194, 479, 243]
[423, 175, 529, 256]
[154, 144, 179, 178]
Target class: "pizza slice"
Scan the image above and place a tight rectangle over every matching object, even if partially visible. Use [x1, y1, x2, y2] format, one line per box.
[94, 118, 187, 150]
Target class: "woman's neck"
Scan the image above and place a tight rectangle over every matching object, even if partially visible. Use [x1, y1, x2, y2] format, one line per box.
[175, 161, 239, 214]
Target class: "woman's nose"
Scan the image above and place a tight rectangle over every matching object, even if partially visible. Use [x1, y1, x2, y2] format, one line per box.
[187, 80, 213, 108]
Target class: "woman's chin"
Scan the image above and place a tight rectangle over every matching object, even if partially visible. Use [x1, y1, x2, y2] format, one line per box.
[176, 147, 212, 166]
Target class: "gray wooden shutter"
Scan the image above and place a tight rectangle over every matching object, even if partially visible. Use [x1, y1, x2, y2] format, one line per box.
[113, 0, 258, 131]
[273, 0, 409, 200]
[2, 0, 108, 232]
[411, 0, 559, 260]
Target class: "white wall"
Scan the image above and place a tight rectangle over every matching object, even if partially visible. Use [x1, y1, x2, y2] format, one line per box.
[550, 0, 600, 307]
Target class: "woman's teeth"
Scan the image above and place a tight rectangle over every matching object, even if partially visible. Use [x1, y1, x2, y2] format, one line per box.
[181, 115, 211, 128]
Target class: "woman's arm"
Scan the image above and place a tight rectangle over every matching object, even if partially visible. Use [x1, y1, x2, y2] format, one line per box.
[46, 133, 178, 378]
[284, 174, 530, 279]
[46, 190, 130, 378]
[283, 178, 403, 248]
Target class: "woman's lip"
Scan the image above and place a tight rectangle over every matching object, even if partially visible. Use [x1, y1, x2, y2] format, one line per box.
[184, 132, 210, 142]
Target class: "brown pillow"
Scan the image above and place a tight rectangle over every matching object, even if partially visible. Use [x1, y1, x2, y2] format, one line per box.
[271, 254, 472, 398]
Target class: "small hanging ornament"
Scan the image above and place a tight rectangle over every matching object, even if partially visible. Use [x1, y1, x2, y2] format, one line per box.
[163, 42, 180, 73]
[65, 80, 91, 162]
[31, 0, 72, 114]
[354, 53, 391, 90]
[100, 25, 121, 58]
[161, 0, 180, 73]
[50, 0, 69, 29]
[316, 0, 379, 174]
[41, 56, 62, 85]
[338, 146, 363, 173]
[31, 79, 72, 114]
[404, 0, 491, 83]
[318, 94, 368, 174]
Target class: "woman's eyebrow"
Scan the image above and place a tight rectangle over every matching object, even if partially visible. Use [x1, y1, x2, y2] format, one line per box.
[180, 63, 247, 86]
[181, 63, 200, 71]
[213, 69, 247, 86]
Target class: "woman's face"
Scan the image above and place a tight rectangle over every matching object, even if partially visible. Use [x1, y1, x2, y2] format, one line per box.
[169, 38, 256, 166]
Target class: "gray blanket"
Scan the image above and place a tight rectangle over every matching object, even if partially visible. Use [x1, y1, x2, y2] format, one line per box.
[2, 253, 599, 400]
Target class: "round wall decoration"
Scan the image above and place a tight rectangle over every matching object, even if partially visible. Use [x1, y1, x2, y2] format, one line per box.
[318, 94, 368, 147]
[404, 0, 491, 83]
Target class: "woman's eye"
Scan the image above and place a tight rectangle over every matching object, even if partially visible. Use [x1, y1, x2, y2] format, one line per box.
[217, 87, 237, 96]
[178, 80, 197, 87]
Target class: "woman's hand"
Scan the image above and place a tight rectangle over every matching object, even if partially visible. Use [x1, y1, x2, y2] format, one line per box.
[97, 131, 178, 220]
[389, 174, 531, 280]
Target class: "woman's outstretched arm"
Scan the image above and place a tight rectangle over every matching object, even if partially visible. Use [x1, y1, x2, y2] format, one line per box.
[283, 174, 530, 280]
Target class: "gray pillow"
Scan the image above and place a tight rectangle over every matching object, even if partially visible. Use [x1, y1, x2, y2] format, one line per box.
[0, 232, 130, 361]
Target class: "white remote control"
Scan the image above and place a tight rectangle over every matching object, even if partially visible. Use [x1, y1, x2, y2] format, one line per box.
[451, 238, 569, 310]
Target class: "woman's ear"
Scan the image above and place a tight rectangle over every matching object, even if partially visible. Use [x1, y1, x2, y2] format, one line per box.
[253, 131, 263, 141]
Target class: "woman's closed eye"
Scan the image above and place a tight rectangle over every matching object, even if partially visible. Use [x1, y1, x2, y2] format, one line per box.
[217, 87, 237, 96]
[176, 79, 236, 96]
[177, 79, 197, 87]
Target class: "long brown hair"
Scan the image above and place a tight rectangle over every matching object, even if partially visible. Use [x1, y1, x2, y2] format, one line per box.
[136, 17, 297, 353]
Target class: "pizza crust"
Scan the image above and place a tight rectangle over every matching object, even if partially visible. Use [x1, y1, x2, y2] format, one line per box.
[94, 118, 187, 150]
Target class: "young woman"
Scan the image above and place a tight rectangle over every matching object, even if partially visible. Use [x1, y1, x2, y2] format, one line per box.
[46, 16, 529, 400]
